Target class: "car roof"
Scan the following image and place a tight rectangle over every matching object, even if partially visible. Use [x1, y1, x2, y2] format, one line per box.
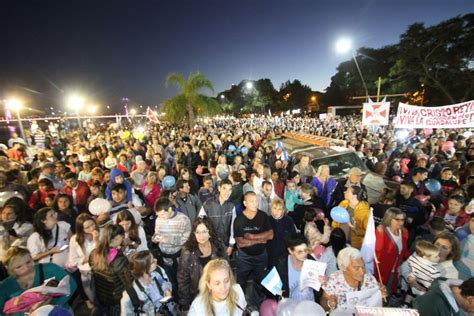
[267, 136, 353, 160]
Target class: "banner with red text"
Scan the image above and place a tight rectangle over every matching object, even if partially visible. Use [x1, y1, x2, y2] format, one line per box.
[394, 101, 474, 128]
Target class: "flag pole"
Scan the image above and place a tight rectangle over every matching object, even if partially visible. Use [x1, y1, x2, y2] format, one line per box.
[374, 251, 387, 303]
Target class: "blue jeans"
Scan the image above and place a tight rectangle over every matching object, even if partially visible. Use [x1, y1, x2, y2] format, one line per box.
[236, 249, 268, 307]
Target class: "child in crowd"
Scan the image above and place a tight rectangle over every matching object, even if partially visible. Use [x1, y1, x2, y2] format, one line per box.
[404, 240, 441, 304]
[267, 198, 296, 268]
[455, 213, 474, 280]
[434, 194, 468, 230]
[198, 175, 214, 203]
[284, 179, 303, 214]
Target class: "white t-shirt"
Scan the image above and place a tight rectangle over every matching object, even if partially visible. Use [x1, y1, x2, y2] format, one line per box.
[189, 284, 247, 316]
[68, 234, 97, 272]
[27, 221, 71, 267]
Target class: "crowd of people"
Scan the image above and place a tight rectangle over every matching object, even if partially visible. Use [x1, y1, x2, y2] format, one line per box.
[0, 113, 472, 316]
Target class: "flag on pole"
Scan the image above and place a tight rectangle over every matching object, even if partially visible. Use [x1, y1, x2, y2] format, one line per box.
[361, 207, 376, 274]
[146, 107, 159, 124]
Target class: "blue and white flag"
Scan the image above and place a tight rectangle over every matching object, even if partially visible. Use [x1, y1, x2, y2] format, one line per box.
[275, 141, 290, 161]
[261, 267, 283, 295]
[360, 207, 376, 274]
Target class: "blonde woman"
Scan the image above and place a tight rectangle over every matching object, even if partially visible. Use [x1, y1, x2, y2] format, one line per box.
[189, 258, 247, 316]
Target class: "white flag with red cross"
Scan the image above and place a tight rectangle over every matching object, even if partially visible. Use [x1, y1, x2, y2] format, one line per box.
[146, 107, 159, 124]
[362, 100, 390, 125]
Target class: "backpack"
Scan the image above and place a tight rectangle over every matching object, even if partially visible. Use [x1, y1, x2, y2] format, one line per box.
[126, 267, 172, 316]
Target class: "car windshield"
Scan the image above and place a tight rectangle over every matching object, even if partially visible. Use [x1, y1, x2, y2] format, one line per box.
[310, 152, 367, 179]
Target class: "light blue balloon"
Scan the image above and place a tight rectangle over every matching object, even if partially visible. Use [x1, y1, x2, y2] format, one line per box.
[425, 179, 441, 194]
[228, 145, 236, 152]
[162, 176, 176, 189]
[241, 146, 249, 154]
[330, 206, 350, 224]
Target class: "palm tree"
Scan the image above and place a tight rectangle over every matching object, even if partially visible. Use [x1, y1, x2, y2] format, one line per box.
[163, 72, 221, 127]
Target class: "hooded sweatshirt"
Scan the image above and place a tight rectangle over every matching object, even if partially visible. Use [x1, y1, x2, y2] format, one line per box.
[105, 168, 133, 202]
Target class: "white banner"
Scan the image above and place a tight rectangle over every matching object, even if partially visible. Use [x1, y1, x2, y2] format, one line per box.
[362, 102, 390, 126]
[394, 101, 474, 128]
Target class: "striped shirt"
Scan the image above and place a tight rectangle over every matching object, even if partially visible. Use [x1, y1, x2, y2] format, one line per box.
[153, 211, 191, 255]
[407, 254, 441, 292]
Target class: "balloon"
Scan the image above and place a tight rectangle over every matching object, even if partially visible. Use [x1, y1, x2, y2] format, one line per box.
[89, 198, 112, 216]
[425, 179, 441, 195]
[415, 194, 429, 205]
[312, 245, 326, 258]
[277, 299, 298, 316]
[330, 206, 350, 224]
[441, 141, 454, 152]
[133, 132, 144, 140]
[0, 191, 24, 208]
[293, 301, 325, 316]
[392, 175, 403, 183]
[121, 131, 130, 139]
[259, 299, 278, 316]
[162, 176, 176, 189]
[241, 146, 249, 155]
[228, 145, 236, 152]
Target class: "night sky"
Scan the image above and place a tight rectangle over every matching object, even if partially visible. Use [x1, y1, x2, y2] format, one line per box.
[1, 0, 472, 113]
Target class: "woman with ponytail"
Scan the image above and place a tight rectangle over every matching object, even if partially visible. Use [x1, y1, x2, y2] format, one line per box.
[90, 224, 132, 315]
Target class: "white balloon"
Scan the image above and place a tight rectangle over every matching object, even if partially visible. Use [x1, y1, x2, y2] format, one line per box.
[88, 198, 111, 215]
[293, 301, 325, 316]
[277, 298, 298, 316]
[0, 191, 24, 207]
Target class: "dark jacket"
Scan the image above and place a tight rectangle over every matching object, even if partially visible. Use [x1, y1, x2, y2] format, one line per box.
[413, 277, 462, 316]
[90, 249, 133, 306]
[200, 195, 235, 246]
[175, 193, 202, 223]
[177, 243, 227, 309]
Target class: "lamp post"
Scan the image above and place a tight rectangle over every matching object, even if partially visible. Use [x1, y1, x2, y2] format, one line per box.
[335, 38, 369, 101]
[6, 99, 26, 142]
[67, 95, 85, 133]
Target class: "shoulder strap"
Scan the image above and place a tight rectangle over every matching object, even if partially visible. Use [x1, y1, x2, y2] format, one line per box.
[125, 284, 143, 316]
[382, 226, 401, 271]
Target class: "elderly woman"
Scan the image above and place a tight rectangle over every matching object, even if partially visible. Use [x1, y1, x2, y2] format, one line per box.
[310, 165, 337, 207]
[374, 208, 410, 294]
[322, 247, 386, 311]
[0, 246, 77, 314]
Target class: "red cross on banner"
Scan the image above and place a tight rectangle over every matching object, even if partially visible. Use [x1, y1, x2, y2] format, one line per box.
[146, 107, 159, 124]
[362, 102, 390, 125]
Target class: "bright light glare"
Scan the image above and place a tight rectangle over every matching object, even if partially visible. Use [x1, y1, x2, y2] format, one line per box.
[396, 130, 409, 141]
[6, 99, 22, 111]
[335, 38, 352, 54]
[245, 82, 253, 89]
[130, 108, 137, 115]
[87, 105, 97, 114]
[67, 95, 85, 110]
[137, 126, 145, 133]
[220, 95, 225, 99]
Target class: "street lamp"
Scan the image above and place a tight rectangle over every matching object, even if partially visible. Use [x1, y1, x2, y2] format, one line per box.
[335, 38, 369, 101]
[67, 94, 85, 133]
[130, 108, 137, 116]
[245, 82, 253, 90]
[6, 99, 26, 142]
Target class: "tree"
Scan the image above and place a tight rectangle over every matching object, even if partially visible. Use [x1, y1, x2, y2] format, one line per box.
[389, 14, 474, 105]
[163, 72, 220, 126]
[278, 80, 313, 111]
